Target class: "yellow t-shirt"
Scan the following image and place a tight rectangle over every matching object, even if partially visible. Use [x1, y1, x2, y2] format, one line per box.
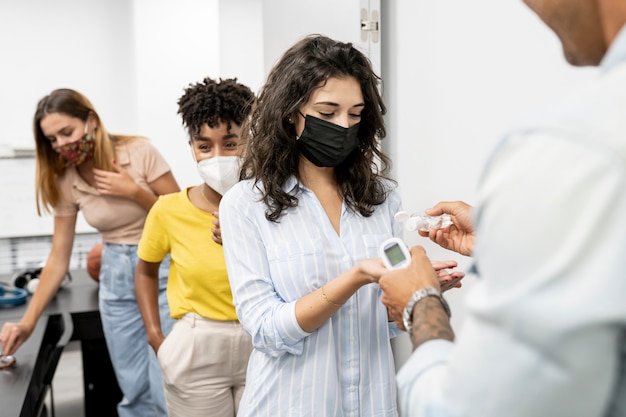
[138, 187, 237, 320]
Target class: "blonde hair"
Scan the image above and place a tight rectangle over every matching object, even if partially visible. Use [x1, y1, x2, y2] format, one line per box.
[33, 89, 136, 214]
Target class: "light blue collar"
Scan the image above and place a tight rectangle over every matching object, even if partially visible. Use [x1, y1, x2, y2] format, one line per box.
[600, 24, 626, 73]
[282, 175, 303, 194]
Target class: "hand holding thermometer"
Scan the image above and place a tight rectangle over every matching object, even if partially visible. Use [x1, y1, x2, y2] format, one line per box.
[379, 237, 411, 270]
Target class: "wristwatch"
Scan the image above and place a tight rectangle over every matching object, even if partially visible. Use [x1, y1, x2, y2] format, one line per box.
[402, 286, 451, 334]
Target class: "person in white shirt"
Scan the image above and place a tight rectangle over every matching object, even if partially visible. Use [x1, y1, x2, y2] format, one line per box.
[219, 34, 464, 417]
[378, 1, 626, 416]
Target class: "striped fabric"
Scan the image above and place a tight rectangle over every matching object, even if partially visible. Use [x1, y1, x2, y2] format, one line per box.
[220, 176, 403, 417]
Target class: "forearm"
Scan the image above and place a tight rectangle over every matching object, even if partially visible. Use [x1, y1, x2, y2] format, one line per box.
[21, 265, 70, 328]
[295, 265, 370, 332]
[410, 296, 454, 350]
[135, 272, 163, 345]
[21, 286, 55, 330]
[132, 186, 159, 211]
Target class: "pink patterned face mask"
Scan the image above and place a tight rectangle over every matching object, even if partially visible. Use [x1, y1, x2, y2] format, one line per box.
[57, 123, 95, 166]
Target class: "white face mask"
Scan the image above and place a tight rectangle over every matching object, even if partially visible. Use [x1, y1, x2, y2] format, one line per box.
[196, 155, 241, 195]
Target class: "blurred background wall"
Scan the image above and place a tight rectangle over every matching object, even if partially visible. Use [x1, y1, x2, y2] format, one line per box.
[0, 0, 597, 366]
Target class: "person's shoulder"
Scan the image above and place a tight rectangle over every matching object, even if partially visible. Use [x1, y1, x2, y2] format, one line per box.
[115, 136, 169, 172]
[373, 177, 401, 212]
[55, 167, 81, 192]
[379, 177, 398, 195]
[221, 179, 259, 206]
[226, 179, 257, 195]
[153, 189, 184, 208]
[162, 188, 184, 200]
[111, 135, 149, 150]
[505, 70, 626, 159]
[119, 136, 151, 150]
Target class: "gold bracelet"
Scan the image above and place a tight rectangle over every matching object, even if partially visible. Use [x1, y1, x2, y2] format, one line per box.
[321, 285, 343, 307]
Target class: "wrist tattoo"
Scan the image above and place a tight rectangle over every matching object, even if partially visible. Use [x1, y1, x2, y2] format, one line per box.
[410, 296, 454, 349]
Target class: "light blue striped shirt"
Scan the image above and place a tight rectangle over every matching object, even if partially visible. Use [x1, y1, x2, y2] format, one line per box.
[220, 176, 403, 417]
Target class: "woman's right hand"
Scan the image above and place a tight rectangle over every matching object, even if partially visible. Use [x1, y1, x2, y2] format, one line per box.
[149, 334, 166, 356]
[419, 201, 475, 256]
[0, 321, 34, 356]
[0, 212, 78, 357]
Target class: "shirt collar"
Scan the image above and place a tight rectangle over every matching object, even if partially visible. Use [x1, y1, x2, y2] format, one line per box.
[282, 175, 303, 194]
[600, 24, 626, 73]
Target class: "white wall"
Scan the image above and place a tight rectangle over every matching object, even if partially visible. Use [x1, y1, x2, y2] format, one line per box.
[0, 0, 135, 147]
[260, 0, 368, 75]
[218, 0, 264, 91]
[0, 0, 136, 149]
[0, 0, 135, 235]
[129, 0, 263, 188]
[131, 0, 220, 188]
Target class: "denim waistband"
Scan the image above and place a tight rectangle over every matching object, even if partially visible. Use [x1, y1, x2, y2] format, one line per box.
[103, 242, 138, 255]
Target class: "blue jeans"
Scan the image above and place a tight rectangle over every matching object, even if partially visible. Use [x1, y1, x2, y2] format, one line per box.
[99, 242, 174, 417]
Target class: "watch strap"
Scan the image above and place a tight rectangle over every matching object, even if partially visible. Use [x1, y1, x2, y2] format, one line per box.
[402, 286, 451, 334]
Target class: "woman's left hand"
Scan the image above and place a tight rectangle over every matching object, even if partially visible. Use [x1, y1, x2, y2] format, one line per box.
[93, 160, 140, 198]
[431, 260, 464, 292]
[212, 212, 222, 245]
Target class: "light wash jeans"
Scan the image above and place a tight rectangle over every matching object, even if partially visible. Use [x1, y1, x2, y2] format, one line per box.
[99, 242, 174, 417]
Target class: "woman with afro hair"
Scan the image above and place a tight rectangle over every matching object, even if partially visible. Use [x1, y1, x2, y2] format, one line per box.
[135, 77, 255, 417]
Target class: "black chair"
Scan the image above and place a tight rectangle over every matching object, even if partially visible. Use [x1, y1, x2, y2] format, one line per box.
[34, 312, 74, 417]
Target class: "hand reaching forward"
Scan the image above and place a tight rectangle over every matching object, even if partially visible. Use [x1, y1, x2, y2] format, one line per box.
[419, 201, 475, 256]
[93, 160, 141, 198]
[0, 321, 33, 356]
[431, 260, 465, 292]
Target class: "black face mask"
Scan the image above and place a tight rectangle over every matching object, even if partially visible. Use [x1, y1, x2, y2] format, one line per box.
[296, 113, 360, 167]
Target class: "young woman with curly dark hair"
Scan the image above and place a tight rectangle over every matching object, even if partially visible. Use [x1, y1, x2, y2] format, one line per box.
[219, 35, 403, 417]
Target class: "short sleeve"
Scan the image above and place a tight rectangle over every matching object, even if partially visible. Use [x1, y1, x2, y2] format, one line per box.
[137, 196, 170, 262]
[121, 138, 172, 184]
[53, 170, 79, 217]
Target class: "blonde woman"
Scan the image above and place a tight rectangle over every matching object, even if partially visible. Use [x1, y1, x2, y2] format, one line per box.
[0, 88, 179, 417]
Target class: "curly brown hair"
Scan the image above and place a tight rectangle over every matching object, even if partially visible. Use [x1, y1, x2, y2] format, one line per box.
[177, 77, 255, 137]
[240, 35, 394, 222]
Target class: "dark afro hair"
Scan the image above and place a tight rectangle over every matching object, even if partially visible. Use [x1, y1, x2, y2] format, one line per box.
[177, 77, 255, 137]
